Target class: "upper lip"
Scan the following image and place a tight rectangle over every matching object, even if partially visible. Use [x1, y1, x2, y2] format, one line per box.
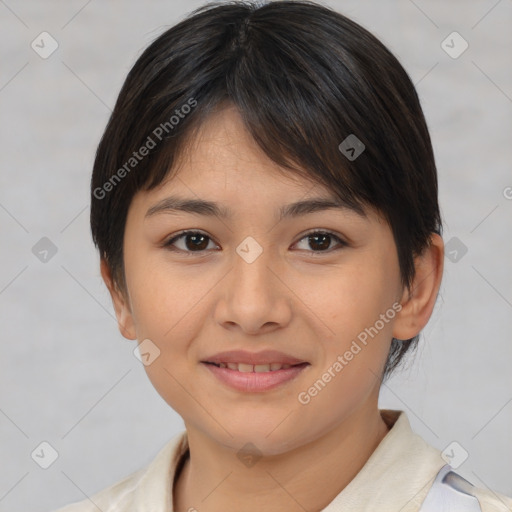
[202, 350, 308, 366]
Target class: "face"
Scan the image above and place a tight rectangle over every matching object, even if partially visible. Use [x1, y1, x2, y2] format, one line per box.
[110, 105, 408, 455]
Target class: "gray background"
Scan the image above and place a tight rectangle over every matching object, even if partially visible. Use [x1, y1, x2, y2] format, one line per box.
[1, 1, 511, 511]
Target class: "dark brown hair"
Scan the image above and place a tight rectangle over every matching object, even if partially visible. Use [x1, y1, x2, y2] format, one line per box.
[90, 0, 442, 380]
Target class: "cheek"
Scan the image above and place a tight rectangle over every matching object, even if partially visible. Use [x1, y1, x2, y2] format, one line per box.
[304, 256, 397, 339]
[309, 252, 399, 378]
[123, 255, 212, 401]
[125, 251, 205, 340]
[126, 264, 200, 412]
[295, 271, 396, 430]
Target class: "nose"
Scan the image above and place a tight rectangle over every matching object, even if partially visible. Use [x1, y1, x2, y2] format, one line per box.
[213, 238, 293, 335]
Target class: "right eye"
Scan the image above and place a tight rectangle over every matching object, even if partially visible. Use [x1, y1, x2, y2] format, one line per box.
[163, 230, 220, 255]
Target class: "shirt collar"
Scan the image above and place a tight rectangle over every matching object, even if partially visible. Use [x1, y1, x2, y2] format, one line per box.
[131, 409, 445, 511]
[322, 410, 445, 511]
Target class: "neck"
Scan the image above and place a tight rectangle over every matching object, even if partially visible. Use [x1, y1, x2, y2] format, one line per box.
[173, 404, 390, 512]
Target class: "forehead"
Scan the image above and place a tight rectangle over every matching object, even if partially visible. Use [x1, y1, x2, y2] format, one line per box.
[156, 105, 338, 206]
[171, 106, 303, 182]
[131, 104, 375, 225]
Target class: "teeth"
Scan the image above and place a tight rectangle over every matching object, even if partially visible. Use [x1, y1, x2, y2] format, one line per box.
[214, 362, 296, 372]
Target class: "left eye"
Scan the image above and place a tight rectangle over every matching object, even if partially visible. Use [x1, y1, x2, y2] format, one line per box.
[163, 230, 346, 254]
[293, 230, 347, 253]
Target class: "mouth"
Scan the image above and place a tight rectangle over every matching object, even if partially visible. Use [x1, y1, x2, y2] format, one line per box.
[201, 361, 310, 392]
[203, 361, 308, 372]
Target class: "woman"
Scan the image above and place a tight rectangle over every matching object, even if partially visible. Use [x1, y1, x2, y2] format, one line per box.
[53, 1, 512, 510]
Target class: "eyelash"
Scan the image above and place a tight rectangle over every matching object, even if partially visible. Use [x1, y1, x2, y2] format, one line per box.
[163, 229, 348, 257]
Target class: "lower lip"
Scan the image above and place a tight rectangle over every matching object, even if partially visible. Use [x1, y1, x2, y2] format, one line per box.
[202, 362, 309, 392]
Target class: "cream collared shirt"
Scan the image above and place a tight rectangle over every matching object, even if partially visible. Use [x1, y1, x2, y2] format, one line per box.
[52, 410, 512, 512]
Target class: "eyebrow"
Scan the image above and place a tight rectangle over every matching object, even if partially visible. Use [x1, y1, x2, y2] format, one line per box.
[145, 195, 366, 221]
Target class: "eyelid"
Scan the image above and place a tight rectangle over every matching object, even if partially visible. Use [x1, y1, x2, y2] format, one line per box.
[163, 229, 220, 255]
[163, 228, 348, 255]
[292, 229, 348, 253]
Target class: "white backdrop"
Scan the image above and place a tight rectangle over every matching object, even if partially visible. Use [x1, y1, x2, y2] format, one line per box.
[0, 1, 511, 511]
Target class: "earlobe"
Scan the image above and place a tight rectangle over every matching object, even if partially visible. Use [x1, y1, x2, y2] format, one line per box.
[392, 234, 444, 341]
[100, 258, 137, 340]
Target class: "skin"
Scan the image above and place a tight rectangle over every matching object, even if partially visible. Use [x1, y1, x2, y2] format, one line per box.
[101, 105, 444, 512]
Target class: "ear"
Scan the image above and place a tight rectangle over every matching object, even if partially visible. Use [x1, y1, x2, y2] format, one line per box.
[392, 233, 444, 340]
[100, 258, 137, 340]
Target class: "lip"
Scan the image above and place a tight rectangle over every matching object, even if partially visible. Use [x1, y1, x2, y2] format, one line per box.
[202, 361, 310, 392]
[201, 349, 307, 366]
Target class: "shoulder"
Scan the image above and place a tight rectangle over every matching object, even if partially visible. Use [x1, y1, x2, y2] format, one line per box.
[474, 486, 512, 512]
[49, 430, 189, 512]
[376, 411, 512, 512]
[422, 464, 512, 512]
[50, 466, 145, 512]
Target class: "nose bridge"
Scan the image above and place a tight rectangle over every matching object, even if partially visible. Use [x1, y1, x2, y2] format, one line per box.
[233, 234, 278, 295]
[215, 234, 291, 333]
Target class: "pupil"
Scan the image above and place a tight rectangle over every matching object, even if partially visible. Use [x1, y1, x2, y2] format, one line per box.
[310, 234, 330, 251]
[183, 233, 331, 251]
[187, 234, 208, 251]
